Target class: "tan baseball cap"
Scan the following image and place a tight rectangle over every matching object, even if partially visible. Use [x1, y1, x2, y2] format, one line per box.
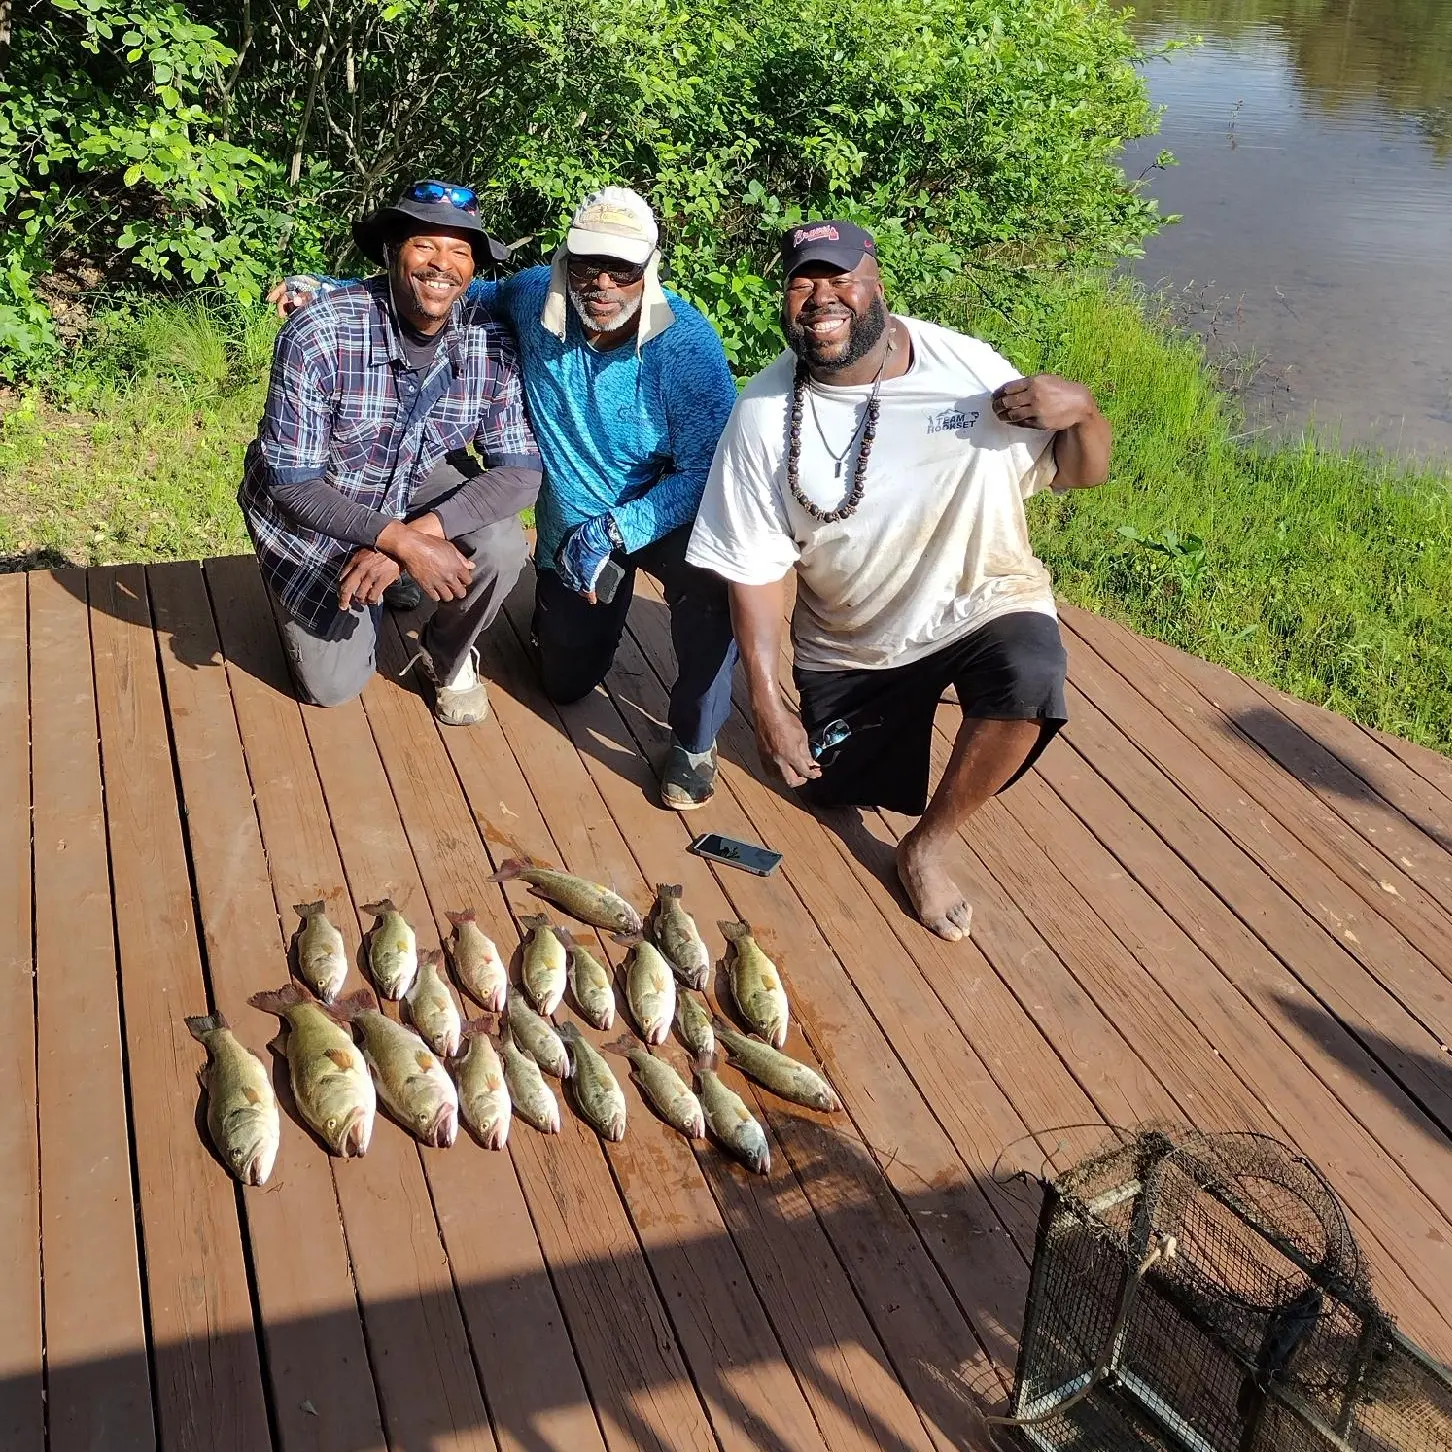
[565, 187, 658, 265]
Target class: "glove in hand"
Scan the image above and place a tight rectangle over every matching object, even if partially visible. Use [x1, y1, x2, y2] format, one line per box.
[556, 513, 623, 598]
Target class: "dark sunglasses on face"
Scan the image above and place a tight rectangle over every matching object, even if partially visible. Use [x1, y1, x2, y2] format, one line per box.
[406, 180, 479, 214]
[566, 254, 648, 285]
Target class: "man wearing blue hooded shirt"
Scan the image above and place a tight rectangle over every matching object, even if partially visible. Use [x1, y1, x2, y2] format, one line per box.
[276, 186, 739, 810]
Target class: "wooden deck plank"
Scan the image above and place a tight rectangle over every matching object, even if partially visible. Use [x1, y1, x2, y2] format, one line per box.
[1059, 630, 1452, 1119]
[1360, 721, 1452, 802]
[148, 560, 388, 1452]
[88, 565, 274, 1451]
[1134, 624, 1452, 914]
[0, 571, 41, 1452]
[28, 569, 155, 1452]
[1065, 608, 1452, 976]
[501, 584, 1023, 1442]
[369, 612, 834, 1452]
[202, 557, 497, 1452]
[1244, 677, 1452, 855]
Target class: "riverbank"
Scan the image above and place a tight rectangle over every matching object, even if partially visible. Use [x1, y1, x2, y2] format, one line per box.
[3, 282, 1448, 752]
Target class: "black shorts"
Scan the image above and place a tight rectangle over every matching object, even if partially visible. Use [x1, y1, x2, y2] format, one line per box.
[794, 611, 1069, 816]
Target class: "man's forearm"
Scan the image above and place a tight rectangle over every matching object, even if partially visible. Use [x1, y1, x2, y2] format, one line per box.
[429, 465, 542, 539]
[1052, 410, 1112, 489]
[268, 475, 390, 547]
[728, 579, 790, 718]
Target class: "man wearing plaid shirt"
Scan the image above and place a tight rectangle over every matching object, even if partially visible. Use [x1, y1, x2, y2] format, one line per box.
[240, 182, 540, 723]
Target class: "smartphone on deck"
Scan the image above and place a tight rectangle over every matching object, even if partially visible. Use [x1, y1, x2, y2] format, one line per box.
[689, 832, 784, 877]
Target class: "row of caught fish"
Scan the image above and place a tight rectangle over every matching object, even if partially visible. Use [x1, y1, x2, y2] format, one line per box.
[295, 866, 790, 1056]
[187, 858, 834, 1186]
[188, 979, 838, 1186]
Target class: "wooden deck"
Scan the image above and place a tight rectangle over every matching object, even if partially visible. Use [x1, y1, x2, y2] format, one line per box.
[4, 557, 1452, 1452]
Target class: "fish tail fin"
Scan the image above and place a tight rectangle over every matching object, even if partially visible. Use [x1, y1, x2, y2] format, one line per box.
[293, 900, 325, 919]
[185, 1010, 227, 1040]
[603, 1032, 640, 1059]
[519, 912, 552, 932]
[420, 948, 444, 968]
[692, 1049, 719, 1077]
[657, 883, 682, 901]
[461, 1013, 500, 1039]
[361, 898, 396, 917]
[486, 857, 529, 884]
[717, 919, 751, 941]
[248, 983, 309, 1016]
[445, 908, 476, 927]
[555, 1020, 580, 1043]
[329, 986, 379, 1022]
[556, 926, 577, 950]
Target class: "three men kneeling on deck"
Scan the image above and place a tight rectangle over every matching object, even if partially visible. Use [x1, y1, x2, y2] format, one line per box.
[250, 182, 1111, 939]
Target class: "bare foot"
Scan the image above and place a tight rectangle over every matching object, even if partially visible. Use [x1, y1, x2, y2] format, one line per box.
[896, 827, 973, 941]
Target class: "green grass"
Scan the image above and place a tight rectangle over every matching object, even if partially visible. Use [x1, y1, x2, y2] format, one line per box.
[0, 301, 271, 570]
[3, 285, 1449, 752]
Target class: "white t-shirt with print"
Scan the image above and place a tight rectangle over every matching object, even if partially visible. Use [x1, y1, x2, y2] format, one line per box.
[686, 315, 1060, 672]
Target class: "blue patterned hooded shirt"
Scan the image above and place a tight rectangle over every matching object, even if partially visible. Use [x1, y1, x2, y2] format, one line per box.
[468, 266, 737, 566]
[240, 278, 536, 634]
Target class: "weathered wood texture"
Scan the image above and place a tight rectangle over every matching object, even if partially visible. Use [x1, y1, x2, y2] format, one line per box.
[4, 559, 1452, 1452]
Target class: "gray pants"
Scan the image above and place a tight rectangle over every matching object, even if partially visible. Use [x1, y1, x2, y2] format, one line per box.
[275, 461, 529, 709]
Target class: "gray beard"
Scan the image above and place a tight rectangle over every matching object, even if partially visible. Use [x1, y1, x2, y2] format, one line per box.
[569, 286, 642, 335]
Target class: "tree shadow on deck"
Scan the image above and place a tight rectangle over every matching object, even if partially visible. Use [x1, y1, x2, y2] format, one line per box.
[1272, 989, 1452, 1150]
[1225, 704, 1452, 857]
[7, 1169, 1031, 1452]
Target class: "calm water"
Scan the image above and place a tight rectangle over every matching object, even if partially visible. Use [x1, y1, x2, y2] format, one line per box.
[1118, 0, 1452, 459]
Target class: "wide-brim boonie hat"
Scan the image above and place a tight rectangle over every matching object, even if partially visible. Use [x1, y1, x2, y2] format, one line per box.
[353, 191, 507, 272]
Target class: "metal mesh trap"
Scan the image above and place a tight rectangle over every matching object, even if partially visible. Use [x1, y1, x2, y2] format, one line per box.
[999, 1129, 1452, 1451]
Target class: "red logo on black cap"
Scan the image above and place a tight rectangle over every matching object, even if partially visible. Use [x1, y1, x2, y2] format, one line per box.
[793, 224, 840, 245]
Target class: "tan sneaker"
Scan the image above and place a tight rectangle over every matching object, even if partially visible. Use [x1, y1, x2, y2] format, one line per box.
[406, 645, 489, 725]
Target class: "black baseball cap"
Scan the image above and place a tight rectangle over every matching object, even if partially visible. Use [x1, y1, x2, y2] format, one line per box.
[780, 220, 878, 279]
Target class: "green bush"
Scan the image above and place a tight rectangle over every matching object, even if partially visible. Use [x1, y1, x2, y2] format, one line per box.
[4, 0, 1164, 378]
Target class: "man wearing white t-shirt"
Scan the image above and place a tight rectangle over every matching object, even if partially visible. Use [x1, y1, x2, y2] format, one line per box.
[686, 221, 1111, 941]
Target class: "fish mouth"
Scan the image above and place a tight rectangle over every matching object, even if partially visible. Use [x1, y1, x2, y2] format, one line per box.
[425, 1103, 458, 1148]
[337, 1108, 373, 1158]
[475, 1119, 509, 1151]
[747, 1146, 771, 1175]
[242, 1142, 279, 1186]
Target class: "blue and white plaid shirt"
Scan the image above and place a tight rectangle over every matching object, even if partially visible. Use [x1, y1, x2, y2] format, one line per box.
[240, 278, 537, 634]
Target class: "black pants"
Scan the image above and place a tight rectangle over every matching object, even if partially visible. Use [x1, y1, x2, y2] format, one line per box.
[530, 525, 739, 753]
[796, 610, 1069, 816]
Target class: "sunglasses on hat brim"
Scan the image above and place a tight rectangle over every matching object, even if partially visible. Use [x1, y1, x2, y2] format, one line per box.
[405, 180, 479, 214]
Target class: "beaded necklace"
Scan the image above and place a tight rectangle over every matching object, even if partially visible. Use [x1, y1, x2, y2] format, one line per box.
[786, 325, 897, 524]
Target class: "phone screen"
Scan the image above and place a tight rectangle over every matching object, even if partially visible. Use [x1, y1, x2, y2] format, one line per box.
[689, 833, 784, 876]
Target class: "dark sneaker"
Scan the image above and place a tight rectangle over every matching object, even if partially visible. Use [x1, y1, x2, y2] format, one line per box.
[384, 573, 423, 611]
[661, 741, 717, 811]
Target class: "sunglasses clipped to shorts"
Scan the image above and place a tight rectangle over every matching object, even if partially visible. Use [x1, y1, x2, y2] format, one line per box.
[405, 180, 479, 214]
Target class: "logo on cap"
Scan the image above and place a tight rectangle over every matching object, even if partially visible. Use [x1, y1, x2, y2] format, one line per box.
[793, 224, 840, 245]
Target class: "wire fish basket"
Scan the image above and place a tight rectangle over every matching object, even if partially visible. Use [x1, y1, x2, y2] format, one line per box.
[999, 1128, 1452, 1451]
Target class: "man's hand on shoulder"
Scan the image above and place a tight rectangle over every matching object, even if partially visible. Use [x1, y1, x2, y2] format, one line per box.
[376, 519, 474, 602]
[993, 373, 1112, 489]
[991, 374, 1101, 432]
[266, 276, 323, 321]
